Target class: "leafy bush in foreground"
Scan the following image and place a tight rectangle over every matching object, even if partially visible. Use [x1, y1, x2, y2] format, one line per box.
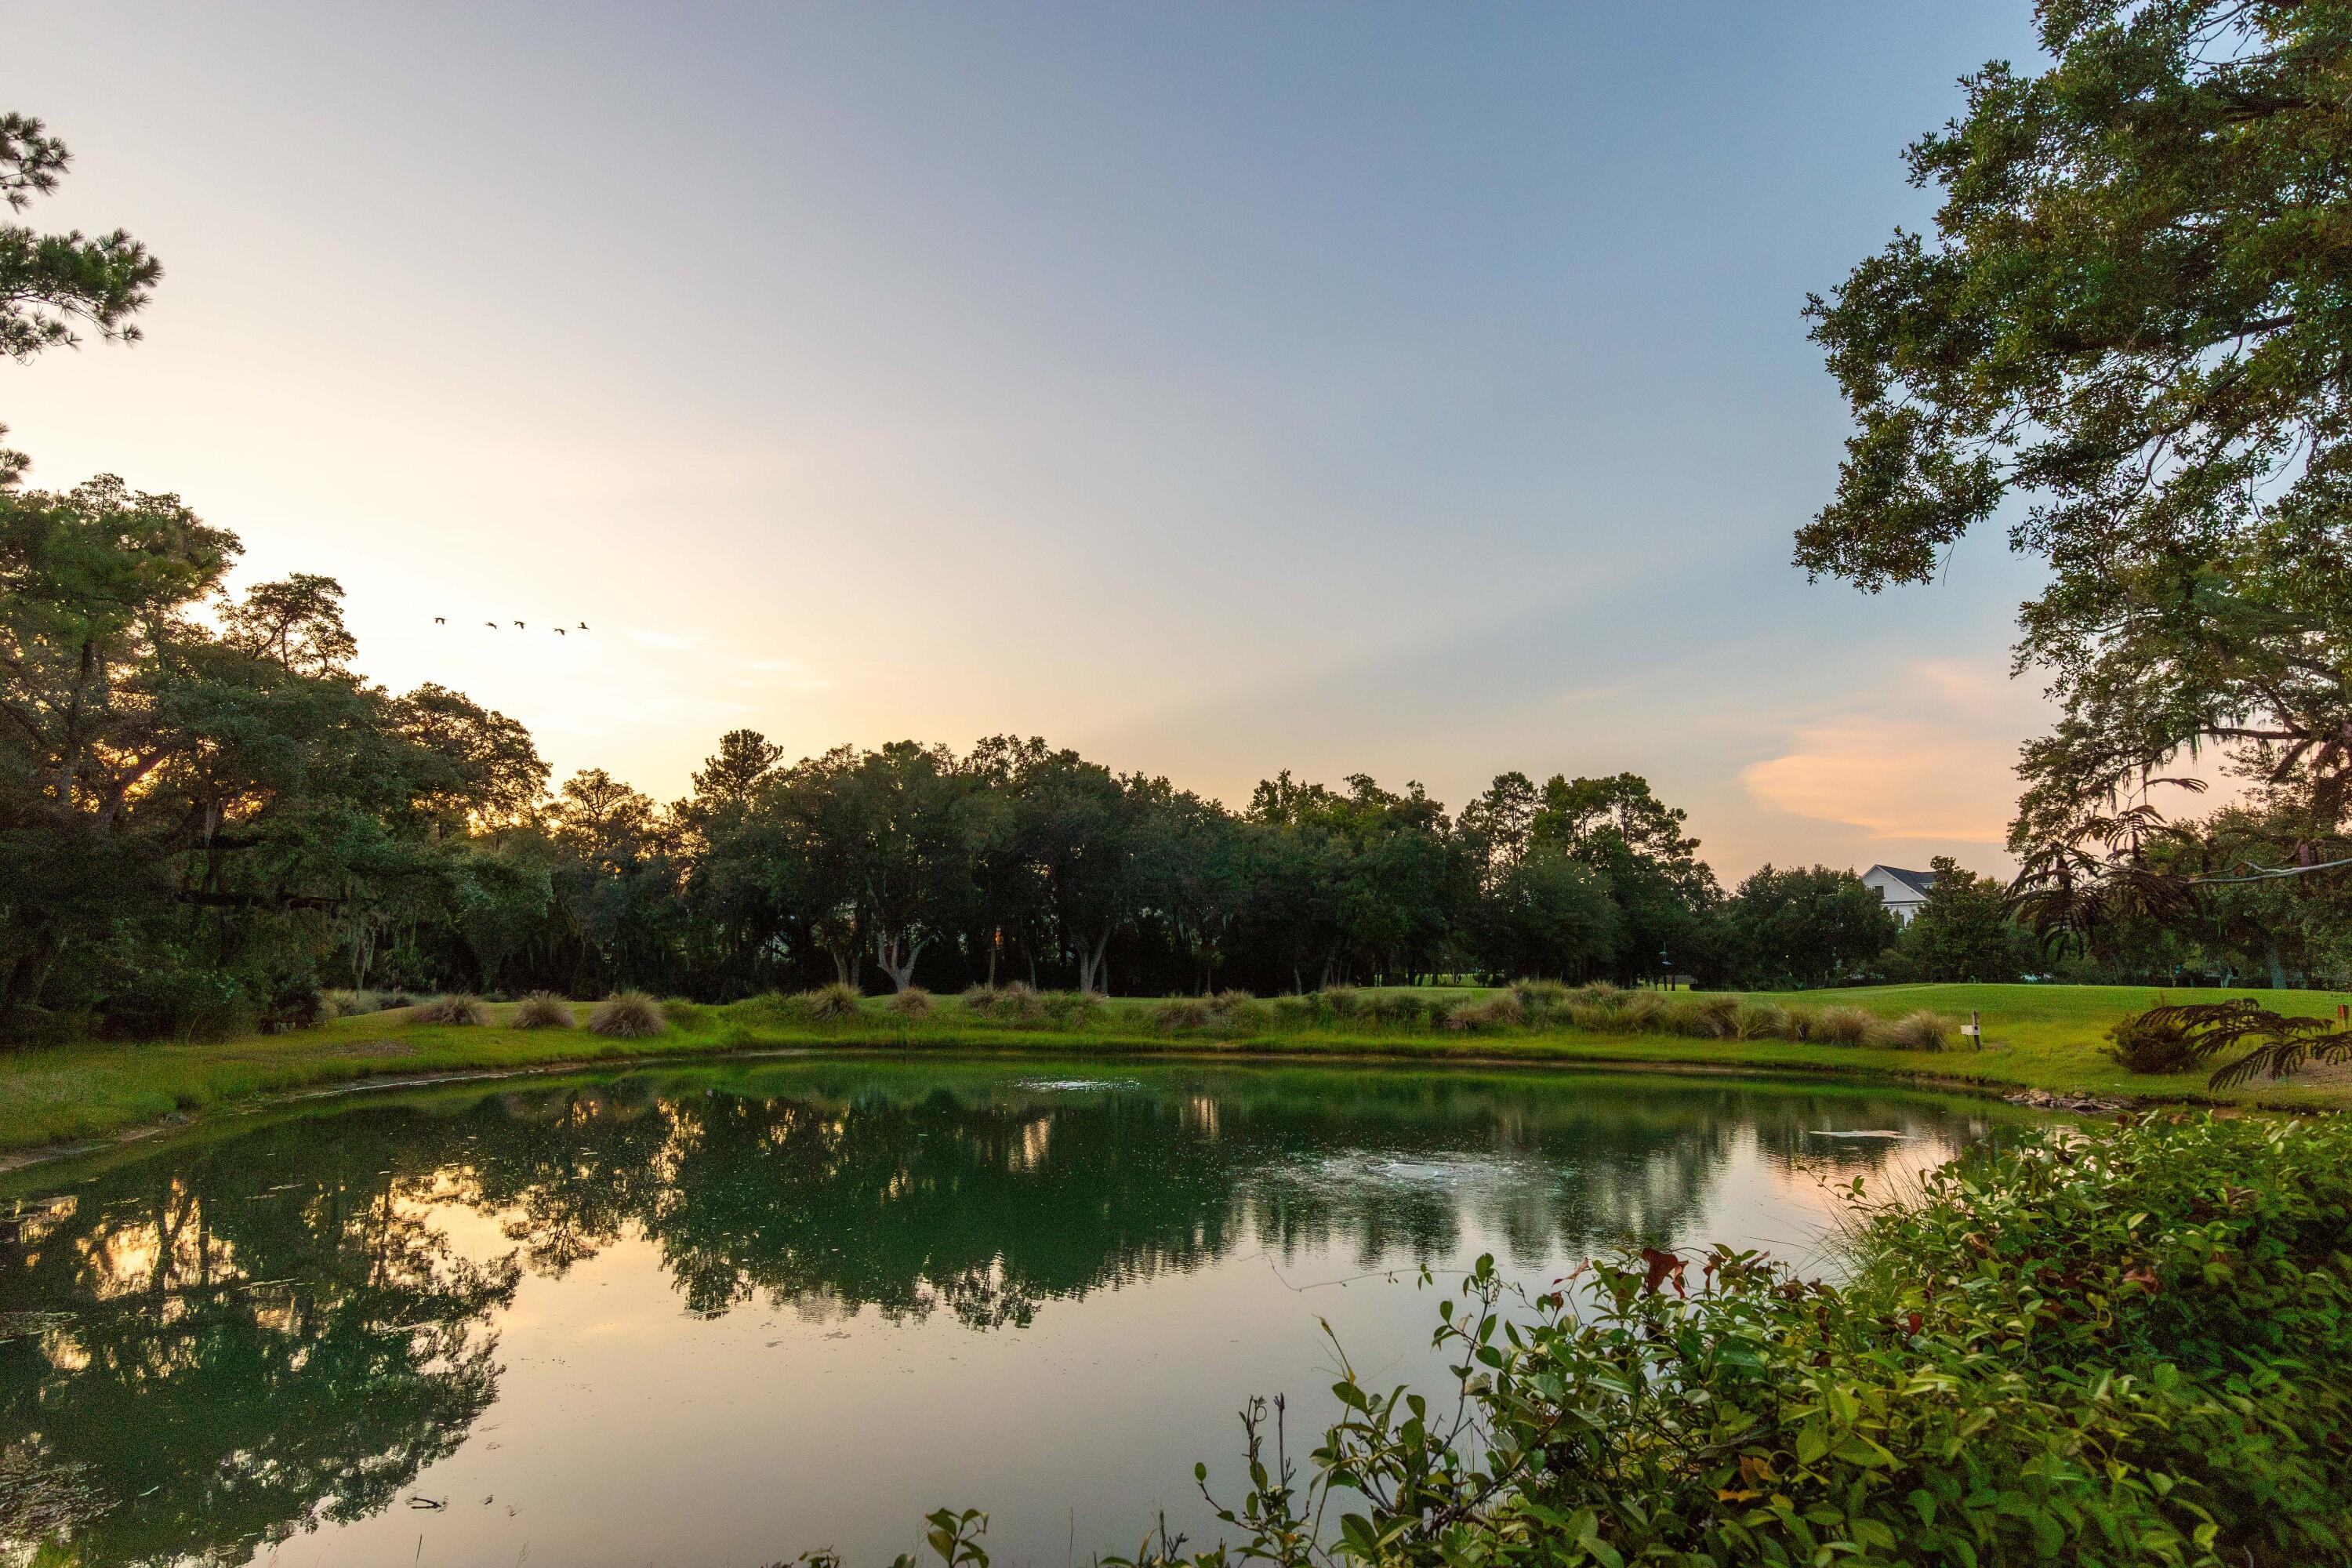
[877, 1114, 2352, 1567]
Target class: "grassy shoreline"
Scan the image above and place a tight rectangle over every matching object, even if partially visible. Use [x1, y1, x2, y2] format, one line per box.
[3, 981, 2346, 1161]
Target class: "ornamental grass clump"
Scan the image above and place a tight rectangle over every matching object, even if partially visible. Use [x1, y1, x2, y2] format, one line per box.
[884, 986, 933, 1019]
[1508, 978, 1572, 1021]
[324, 989, 399, 1018]
[1364, 991, 1432, 1028]
[1314, 986, 1365, 1022]
[1148, 991, 1272, 1034]
[1442, 993, 1524, 1033]
[1885, 1007, 1956, 1051]
[960, 980, 1041, 1024]
[797, 981, 865, 1022]
[1269, 994, 1317, 1030]
[1212, 989, 1273, 1033]
[511, 992, 575, 1029]
[1659, 993, 1740, 1040]
[1149, 996, 1213, 1034]
[1806, 1002, 1878, 1046]
[1040, 989, 1103, 1029]
[1565, 997, 1642, 1034]
[1617, 989, 1668, 1029]
[412, 993, 492, 1027]
[586, 992, 665, 1038]
[1731, 1000, 1794, 1040]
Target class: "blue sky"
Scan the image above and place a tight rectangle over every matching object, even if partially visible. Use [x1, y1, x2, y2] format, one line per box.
[13, 2, 2053, 878]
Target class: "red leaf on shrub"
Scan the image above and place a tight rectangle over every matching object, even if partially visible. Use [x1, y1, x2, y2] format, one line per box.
[1639, 1247, 1686, 1298]
[2122, 1264, 2160, 1295]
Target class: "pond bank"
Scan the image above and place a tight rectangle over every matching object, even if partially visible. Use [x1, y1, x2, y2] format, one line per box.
[2, 982, 2342, 1164]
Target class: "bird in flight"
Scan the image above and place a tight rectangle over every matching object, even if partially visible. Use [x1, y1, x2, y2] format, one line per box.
[553, 626, 566, 636]
[485, 622, 497, 630]
[513, 620, 526, 630]
[433, 616, 445, 624]
[578, 622, 590, 630]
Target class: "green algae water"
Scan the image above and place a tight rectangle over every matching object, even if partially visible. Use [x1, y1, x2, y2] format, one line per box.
[0, 1058, 2038, 1567]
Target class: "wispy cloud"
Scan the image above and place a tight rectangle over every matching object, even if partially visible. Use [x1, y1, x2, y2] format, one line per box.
[1738, 660, 2049, 846]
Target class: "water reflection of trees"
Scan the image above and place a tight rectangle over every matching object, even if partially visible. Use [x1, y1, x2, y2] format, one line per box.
[0, 1066, 1985, 1563]
[0, 1119, 518, 1566]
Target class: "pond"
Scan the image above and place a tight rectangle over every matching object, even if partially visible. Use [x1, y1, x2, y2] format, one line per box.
[0, 1058, 2043, 1568]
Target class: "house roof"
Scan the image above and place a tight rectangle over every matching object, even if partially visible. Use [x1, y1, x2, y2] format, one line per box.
[1866, 865, 1938, 898]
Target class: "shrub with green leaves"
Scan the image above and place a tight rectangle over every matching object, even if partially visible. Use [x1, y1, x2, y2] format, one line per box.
[2103, 1006, 2199, 1075]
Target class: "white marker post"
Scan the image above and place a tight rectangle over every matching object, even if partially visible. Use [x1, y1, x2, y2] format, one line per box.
[1962, 1009, 1981, 1044]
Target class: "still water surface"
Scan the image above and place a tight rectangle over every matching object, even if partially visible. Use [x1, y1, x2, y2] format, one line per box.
[0, 1058, 2039, 1567]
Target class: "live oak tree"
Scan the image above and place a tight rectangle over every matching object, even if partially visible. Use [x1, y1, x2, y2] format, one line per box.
[1724, 865, 1899, 989]
[1804, 2, 2352, 852]
[1528, 772, 1721, 978]
[1896, 856, 2036, 982]
[0, 476, 546, 1029]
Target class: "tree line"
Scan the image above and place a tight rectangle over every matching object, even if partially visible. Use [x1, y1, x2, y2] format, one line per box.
[23, 458, 2288, 1046]
[0, 467, 1930, 1041]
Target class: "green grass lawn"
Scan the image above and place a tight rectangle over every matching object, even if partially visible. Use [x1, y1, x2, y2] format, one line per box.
[2, 981, 2345, 1160]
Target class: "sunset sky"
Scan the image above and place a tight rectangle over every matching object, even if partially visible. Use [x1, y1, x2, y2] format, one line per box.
[13, 2, 2054, 880]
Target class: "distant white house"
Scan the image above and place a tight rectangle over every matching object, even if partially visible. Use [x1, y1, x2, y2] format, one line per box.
[1861, 864, 1937, 924]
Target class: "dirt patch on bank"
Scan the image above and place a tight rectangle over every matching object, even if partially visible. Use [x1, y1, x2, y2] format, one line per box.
[332, 1039, 417, 1058]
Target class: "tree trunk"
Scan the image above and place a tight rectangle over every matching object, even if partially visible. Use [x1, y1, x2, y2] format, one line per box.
[1077, 929, 1112, 996]
[876, 930, 924, 992]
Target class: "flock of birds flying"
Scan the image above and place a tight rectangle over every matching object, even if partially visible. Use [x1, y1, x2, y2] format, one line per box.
[433, 618, 591, 635]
